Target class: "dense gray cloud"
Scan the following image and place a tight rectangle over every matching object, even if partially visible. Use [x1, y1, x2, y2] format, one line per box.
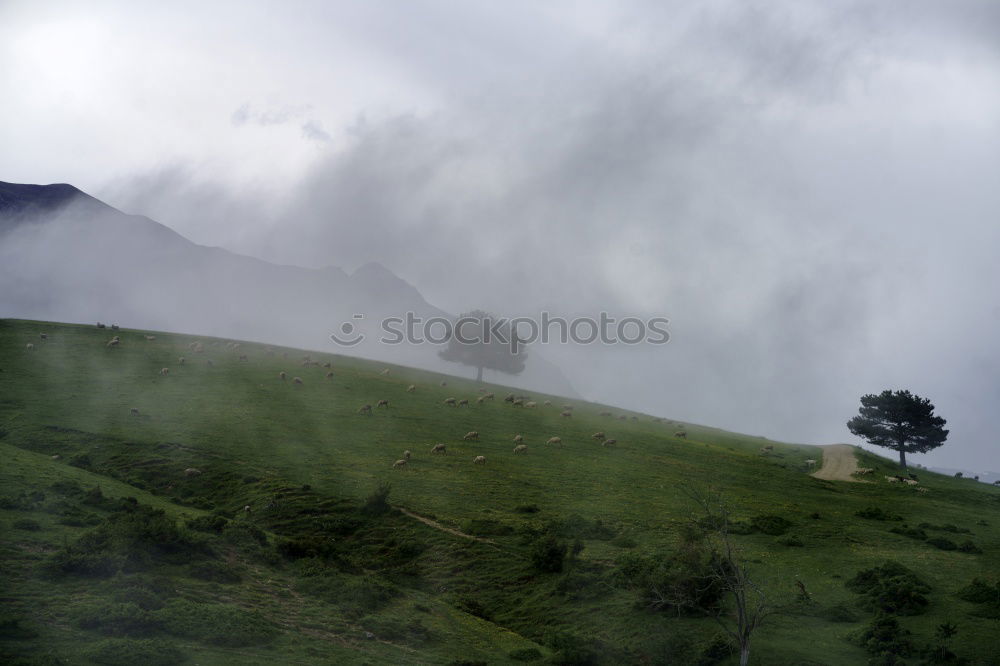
[2, 0, 999, 471]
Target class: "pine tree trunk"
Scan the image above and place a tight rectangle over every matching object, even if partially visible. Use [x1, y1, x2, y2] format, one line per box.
[475, 365, 483, 382]
[898, 448, 907, 469]
[740, 644, 750, 666]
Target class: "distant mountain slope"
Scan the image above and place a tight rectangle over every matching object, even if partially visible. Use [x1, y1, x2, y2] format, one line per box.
[0, 180, 579, 398]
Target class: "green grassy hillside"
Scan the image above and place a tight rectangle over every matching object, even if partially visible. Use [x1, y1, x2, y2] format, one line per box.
[2, 319, 999, 665]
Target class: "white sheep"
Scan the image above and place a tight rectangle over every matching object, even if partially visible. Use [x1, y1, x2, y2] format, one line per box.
[514, 444, 528, 454]
[244, 505, 252, 512]
[458, 399, 469, 407]
[546, 436, 562, 446]
[473, 455, 487, 465]
[380, 368, 390, 376]
[513, 434, 524, 444]
[560, 410, 572, 418]
[483, 393, 494, 400]
[431, 443, 447, 454]
[903, 478, 919, 486]
[376, 399, 390, 408]
[444, 397, 457, 406]
[477, 396, 486, 404]
[407, 384, 416, 392]
[358, 404, 373, 415]
[393, 459, 408, 469]
[325, 371, 334, 379]
[292, 376, 303, 385]
[178, 357, 186, 364]
[106, 338, 119, 348]
[39, 333, 47, 340]
[674, 431, 687, 439]
[524, 401, 537, 408]
[184, 468, 201, 477]
[25, 343, 34, 351]
[804, 459, 816, 467]
[403, 450, 411, 460]
[603, 438, 617, 447]
[591, 432, 606, 441]
[463, 431, 479, 441]
[160, 367, 169, 376]
[145, 335, 156, 341]
[885, 475, 900, 483]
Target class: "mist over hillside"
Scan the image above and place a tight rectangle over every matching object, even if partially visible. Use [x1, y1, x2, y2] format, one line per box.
[0, 181, 579, 398]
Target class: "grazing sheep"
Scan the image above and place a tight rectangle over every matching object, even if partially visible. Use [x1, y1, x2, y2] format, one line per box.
[178, 357, 186, 364]
[51, 454, 61, 460]
[484, 393, 494, 400]
[599, 411, 612, 417]
[376, 399, 390, 408]
[106, 338, 119, 348]
[431, 443, 447, 454]
[25, 343, 34, 351]
[885, 475, 900, 483]
[473, 455, 487, 465]
[546, 436, 562, 446]
[39, 333, 47, 340]
[239, 354, 248, 362]
[244, 505, 251, 513]
[476, 396, 486, 404]
[393, 459, 408, 469]
[292, 376, 303, 385]
[160, 368, 169, 376]
[762, 445, 774, 452]
[279, 371, 287, 380]
[463, 431, 480, 441]
[504, 393, 515, 403]
[602, 439, 617, 447]
[903, 478, 919, 486]
[325, 371, 334, 379]
[916, 487, 929, 493]
[444, 397, 457, 406]
[183, 468, 201, 477]
[803, 459, 817, 466]
[524, 401, 537, 408]
[544, 400, 552, 406]
[562, 404, 573, 411]
[130, 407, 140, 416]
[618, 415, 627, 421]
[513, 434, 524, 444]
[358, 404, 373, 415]
[407, 384, 416, 392]
[591, 432, 606, 441]
[380, 368, 390, 376]
[458, 399, 469, 407]
[440, 380, 448, 386]
[512, 399, 524, 407]
[560, 410, 572, 418]
[97, 322, 106, 328]
[145, 335, 156, 341]
[855, 467, 875, 475]
[514, 444, 528, 454]
[674, 431, 687, 439]
[403, 450, 411, 460]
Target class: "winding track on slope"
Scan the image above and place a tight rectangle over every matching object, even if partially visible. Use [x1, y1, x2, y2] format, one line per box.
[811, 443, 863, 482]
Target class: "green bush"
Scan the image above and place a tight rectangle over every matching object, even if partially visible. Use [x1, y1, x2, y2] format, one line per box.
[888, 526, 927, 540]
[186, 514, 229, 534]
[926, 537, 957, 551]
[750, 514, 792, 536]
[155, 599, 278, 647]
[957, 540, 981, 554]
[856, 506, 903, 521]
[83, 638, 184, 666]
[12, 518, 41, 531]
[852, 614, 913, 659]
[514, 504, 540, 514]
[461, 518, 514, 536]
[846, 561, 931, 616]
[610, 534, 637, 549]
[362, 481, 392, 515]
[531, 535, 567, 573]
[780, 536, 804, 547]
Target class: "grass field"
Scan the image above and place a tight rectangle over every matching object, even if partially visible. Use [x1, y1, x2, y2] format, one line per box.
[2, 318, 999, 665]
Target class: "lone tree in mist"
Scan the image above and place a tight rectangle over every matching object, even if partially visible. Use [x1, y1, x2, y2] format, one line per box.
[847, 389, 948, 469]
[438, 310, 526, 382]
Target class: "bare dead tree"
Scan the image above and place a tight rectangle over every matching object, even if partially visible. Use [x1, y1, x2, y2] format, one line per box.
[679, 487, 771, 666]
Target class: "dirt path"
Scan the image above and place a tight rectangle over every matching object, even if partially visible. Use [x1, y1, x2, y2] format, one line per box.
[394, 506, 497, 545]
[811, 443, 863, 482]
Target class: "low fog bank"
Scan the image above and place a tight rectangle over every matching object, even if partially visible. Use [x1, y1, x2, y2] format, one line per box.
[0, 197, 579, 399]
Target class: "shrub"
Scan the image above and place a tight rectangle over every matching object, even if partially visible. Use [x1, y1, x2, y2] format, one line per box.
[856, 507, 903, 521]
[155, 599, 278, 647]
[926, 537, 957, 551]
[780, 536, 804, 547]
[957, 579, 1000, 605]
[957, 540, 982, 554]
[461, 518, 514, 536]
[111, 586, 165, 611]
[362, 481, 392, 515]
[919, 522, 970, 534]
[610, 534, 637, 549]
[846, 561, 931, 616]
[186, 514, 229, 534]
[83, 638, 185, 666]
[12, 518, 41, 531]
[852, 614, 913, 659]
[888, 526, 927, 540]
[531, 535, 567, 573]
[750, 514, 792, 536]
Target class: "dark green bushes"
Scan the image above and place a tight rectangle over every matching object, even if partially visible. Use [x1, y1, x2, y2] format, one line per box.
[846, 561, 931, 616]
[155, 599, 278, 647]
[83, 638, 184, 666]
[856, 506, 903, 521]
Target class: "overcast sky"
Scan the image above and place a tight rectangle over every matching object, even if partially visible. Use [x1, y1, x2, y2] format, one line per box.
[2, 0, 999, 470]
